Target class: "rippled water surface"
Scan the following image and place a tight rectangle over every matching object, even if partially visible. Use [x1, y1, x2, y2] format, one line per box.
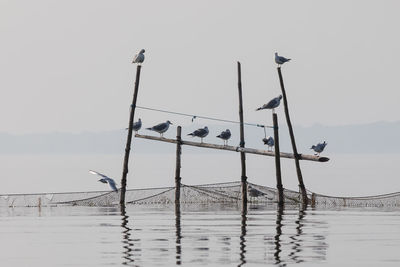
[1, 204, 400, 266]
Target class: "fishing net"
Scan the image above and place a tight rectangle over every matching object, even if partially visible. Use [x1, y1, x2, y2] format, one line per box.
[1, 182, 399, 207]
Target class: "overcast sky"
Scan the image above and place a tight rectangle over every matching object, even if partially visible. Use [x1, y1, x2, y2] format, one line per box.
[1, 0, 400, 134]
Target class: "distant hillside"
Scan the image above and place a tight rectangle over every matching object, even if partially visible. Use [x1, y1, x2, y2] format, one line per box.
[1, 121, 399, 154]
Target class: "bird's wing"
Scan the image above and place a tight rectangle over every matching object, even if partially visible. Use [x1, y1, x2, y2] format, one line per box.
[89, 170, 109, 179]
[265, 99, 277, 109]
[152, 123, 166, 131]
[107, 178, 118, 192]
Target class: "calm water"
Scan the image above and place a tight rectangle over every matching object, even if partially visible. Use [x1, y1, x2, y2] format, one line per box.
[1, 204, 400, 266]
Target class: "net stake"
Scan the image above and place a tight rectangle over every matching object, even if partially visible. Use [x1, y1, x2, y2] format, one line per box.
[120, 65, 142, 205]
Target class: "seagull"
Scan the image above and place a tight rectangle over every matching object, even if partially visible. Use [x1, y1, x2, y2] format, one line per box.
[132, 118, 142, 133]
[256, 95, 283, 113]
[310, 141, 327, 156]
[216, 129, 231, 145]
[89, 170, 118, 192]
[262, 136, 274, 151]
[146, 120, 173, 137]
[188, 126, 209, 143]
[132, 49, 145, 64]
[275, 52, 291, 66]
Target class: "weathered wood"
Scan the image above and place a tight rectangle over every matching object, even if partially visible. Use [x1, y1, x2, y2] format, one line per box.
[175, 126, 182, 203]
[135, 133, 330, 162]
[120, 65, 142, 205]
[277, 66, 308, 205]
[273, 113, 284, 206]
[237, 62, 248, 206]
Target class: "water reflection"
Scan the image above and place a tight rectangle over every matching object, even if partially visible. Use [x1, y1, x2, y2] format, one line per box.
[238, 207, 247, 267]
[288, 207, 306, 263]
[120, 205, 137, 266]
[274, 205, 284, 265]
[115, 203, 327, 266]
[175, 203, 182, 265]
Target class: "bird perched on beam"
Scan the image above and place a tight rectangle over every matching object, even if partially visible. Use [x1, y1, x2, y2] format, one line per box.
[310, 141, 327, 156]
[275, 52, 291, 66]
[256, 95, 282, 113]
[263, 136, 274, 151]
[188, 126, 209, 143]
[216, 129, 231, 146]
[146, 120, 173, 137]
[132, 49, 145, 64]
[89, 170, 118, 192]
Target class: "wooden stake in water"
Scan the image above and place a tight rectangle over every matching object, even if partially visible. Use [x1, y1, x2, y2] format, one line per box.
[175, 126, 182, 203]
[120, 65, 142, 205]
[277, 66, 308, 205]
[273, 113, 284, 206]
[237, 62, 248, 206]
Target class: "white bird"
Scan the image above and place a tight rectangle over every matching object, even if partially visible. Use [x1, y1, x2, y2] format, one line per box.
[132, 49, 145, 64]
[132, 118, 142, 133]
[310, 141, 327, 156]
[275, 52, 291, 66]
[89, 170, 118, 192]
[256, 95, 283, 113]
[146, 120, 173, 137]
[216, 129, 231, 145]
[188, 126, 209, 143]
[263, 136, 274, 151]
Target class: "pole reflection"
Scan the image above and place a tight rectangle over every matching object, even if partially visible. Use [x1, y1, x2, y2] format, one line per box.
[289, 206, 306, 263]
[274, 205, 284, 265]
[238, 205, 247, 267]
[175, 203, 182, 265]
[120, 205, 137, 266]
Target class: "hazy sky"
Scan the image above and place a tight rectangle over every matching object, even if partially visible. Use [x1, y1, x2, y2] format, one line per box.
[1, 0, 400, 134]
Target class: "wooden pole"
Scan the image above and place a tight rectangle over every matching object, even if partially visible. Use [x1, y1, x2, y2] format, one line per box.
[120, 65, 142, 205]
[277, 66, 308, 205]
[175, 126, 182, 203]
[134, 133, 330, 162]
[273, 113, 284, 206]
[237, 61, 248, 206]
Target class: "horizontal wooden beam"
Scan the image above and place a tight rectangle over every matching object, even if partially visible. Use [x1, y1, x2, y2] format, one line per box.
[135, 134, 329, 162]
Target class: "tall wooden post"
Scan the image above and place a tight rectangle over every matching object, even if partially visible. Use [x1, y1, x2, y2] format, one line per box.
[273, 113, 284, 206]
[175, 126, 182, 203]
[237, 62, 248, 207]
[120, 65, 142, 205]
[277, 66, 308, 205]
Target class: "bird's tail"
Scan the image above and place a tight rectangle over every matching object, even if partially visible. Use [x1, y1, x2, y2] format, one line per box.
[146, 127, 152, 130]
[188, 133, 194, 136]
[255, 107, 261, 111]
[216, 134, 221, 138]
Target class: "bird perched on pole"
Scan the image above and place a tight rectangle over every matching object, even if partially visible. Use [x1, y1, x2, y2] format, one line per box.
[256, 95, 283, 113]
[132, 118, 142, 133]
[275, 52, 291, 66]
[188, 126, 209, 143]
[216, 129, 231, 146]
[146, 120, 173, 137]
[89, 170, 118, 192]
[132, 49, 145, 64]
[262, 136, 274, 151]
[310, 141, 327, 156]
